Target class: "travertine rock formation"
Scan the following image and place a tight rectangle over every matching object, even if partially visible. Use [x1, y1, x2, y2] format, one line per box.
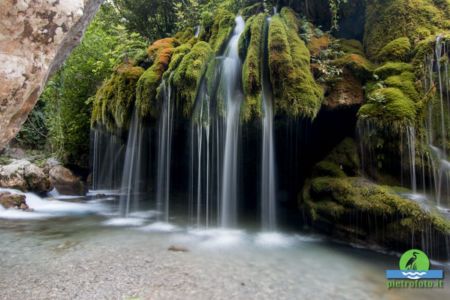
[0, 0, 102, 150]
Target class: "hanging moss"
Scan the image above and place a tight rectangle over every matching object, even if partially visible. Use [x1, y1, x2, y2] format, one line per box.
[91, 64, 144, 130]
[268, 8, 324, 119]
[241, 13, 266, 121]
[172, 41, 214, 117]
[364, 0, 450, 59]
[208, 9, 236, 53]
[135, 39, 178, 119]
[238, 15, 254, 60]
[374, 62, 414, 79]
[377, 37, 412, 62]
[114, 65, 145, 127]
[358, 87, 416, 130]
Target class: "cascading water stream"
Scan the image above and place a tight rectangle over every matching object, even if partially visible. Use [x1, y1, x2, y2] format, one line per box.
[155, 74, 175, 222]
[261, 16, 277, 231]
[119, 109, 144, 216]
[220, 16, 245, 228]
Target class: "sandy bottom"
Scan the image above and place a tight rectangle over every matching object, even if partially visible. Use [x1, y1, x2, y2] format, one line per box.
[0, 214, 449, 300]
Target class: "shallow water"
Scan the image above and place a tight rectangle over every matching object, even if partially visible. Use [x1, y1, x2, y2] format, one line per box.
[0, 190, 449, 299]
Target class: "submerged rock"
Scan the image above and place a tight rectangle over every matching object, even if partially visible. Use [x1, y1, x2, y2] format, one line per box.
[168, 245, 189, 252]
[49, 165, 85, 196]
[0, 192, 28, 210]
[0, 160, 51, 193]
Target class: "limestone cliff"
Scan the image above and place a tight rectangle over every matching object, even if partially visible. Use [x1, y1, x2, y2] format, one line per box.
[0, 0, 102, 150]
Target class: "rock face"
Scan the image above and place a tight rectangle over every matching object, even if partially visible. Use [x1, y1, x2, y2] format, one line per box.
[0, 159, 52, 193]
[0, 191, 28, 210]
[0, 0, 103, 150]
[49, 165, 85, 195]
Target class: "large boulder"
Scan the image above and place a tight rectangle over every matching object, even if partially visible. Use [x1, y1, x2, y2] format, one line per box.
[0, 159, 52, 193]
[0, 191, 28, 210]
[0, 0, 103, 150]
[49, 165, 85, 195]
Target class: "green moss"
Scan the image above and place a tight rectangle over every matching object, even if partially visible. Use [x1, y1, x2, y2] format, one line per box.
[333, 54, 374, 81]
[268, 8, 323, 119]
[384, 72, 420, 101]
[313, 161, 346, 178]
[306, 176, 450, 234]
[91, 64, 144, 130]
[208, 9, 235, 53]
[172, 41, 213, 117]
[135, 39, 177, 118]
[241, 13, 266, 121]
[377, 37, 412, 62]
[374, 62, 414, 79]
[364, 0, 450, 59]
[337, 39, 365, 56]
[358, 87, 417, 129]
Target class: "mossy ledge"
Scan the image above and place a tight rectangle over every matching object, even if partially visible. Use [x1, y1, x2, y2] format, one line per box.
[172, 41, 214, 117]
[135, 38, 179, 119]
[91, 63, 144, 130]
[268, 7, 324, 119]
[302, 138, 450, 259]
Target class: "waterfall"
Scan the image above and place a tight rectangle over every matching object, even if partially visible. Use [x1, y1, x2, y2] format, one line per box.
[220, 16, 245, 228]
[435, 35, 447, 157]
[119, 109, 144, 216]
[90, 127, 125, 191]
[406, 126, 417, 193]
[195, 25, 201, 38]
[261, 17, 277, 231]
[155, 75, 175, 222]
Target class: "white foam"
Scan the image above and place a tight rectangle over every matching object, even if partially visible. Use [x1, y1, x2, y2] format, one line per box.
[129, 210, 160, 219]
[188, 228, 246, 248]
[255, 232, 294, 247]
[0, 188, 105, 220]
[102, 217, 146, 227]
[87, 189, 121, 197]
[139, 222, 179, 232]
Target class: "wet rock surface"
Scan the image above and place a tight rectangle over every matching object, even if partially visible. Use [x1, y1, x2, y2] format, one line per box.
[49, 165, 85, 195]
[0, 192, 28, 210]
[0, 159, 51, 193]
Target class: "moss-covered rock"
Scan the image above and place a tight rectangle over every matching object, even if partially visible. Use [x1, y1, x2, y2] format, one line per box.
[302, 173, 450, 258]
[92, 63, 144, 130]
[240, 13, 266, 121]
[268, 8, 323, 119]
[358, 87, 417, 130]
[384, 71, 420, 101]
[364, 0, 450, 59]
[377, 37, 412, 62]
[208, 9, 236, 53]
[135, 39, 178, 119]
[172, 41, 214, 117]
[374, 62, 414, 79]
[333, 53, 374, 81]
